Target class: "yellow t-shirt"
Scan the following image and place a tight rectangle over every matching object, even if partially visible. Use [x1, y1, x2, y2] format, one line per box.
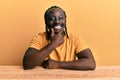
[29, 32, 88, 61]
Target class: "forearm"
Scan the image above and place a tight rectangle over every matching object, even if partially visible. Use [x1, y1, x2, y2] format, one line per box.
[43, 48, 96, 70]
[58, 58, 96, 70]
[23, 42, 56, 69]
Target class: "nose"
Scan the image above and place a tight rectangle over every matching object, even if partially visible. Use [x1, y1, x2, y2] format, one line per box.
[54, 18, 60, 24]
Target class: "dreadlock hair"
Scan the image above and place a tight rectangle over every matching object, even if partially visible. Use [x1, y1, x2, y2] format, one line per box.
[44, 6, 69, 40]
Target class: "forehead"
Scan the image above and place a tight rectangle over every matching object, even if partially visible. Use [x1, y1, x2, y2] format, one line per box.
[47, 8, 65, 16]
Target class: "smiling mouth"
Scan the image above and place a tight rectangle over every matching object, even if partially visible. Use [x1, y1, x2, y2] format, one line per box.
[54, 25, 61, 29]
[54, 30, 61, 34]
[53, 25, 62, 34]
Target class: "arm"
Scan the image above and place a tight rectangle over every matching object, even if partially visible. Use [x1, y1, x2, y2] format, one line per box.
[23, 29, 64, 70]
[43, 48, 96, 70]
[23, 43, 56, 70]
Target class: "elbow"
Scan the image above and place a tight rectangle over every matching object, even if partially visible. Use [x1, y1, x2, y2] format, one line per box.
[89, 60, 96, 70]
[23, 63, 35, 70]
[23, 65, 31, 70]
[23, 57, 36, 70]
[89, 64, 96, 70]
[23, 60, 35, 70]
[23, 63, 32, 70]
[23, 66, 30, 70]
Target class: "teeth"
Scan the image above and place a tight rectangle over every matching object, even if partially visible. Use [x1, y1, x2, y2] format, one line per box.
[55, 25, 61, 29]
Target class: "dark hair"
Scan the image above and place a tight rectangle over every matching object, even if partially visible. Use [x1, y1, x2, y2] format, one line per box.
[44, 6, 69, 40]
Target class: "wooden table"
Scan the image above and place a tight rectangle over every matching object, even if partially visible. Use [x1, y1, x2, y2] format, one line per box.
[0, 66, 120, 80]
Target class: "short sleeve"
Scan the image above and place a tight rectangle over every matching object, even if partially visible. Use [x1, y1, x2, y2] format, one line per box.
[29, 34, 41, 50]
[74, 34, 88, 54]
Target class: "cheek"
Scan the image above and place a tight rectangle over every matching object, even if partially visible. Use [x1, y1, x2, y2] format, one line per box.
[61, 20, 66, 24]
[47, 21, 54, 26]
[61, 21, 66, 27]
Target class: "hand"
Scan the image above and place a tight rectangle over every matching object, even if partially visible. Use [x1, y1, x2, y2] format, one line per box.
[42, 59, 59, 69]
[50, 29, 64, 47]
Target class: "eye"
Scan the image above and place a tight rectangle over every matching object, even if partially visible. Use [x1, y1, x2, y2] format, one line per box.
[58, 16, 64, 20]
[48, 17, 55, 21]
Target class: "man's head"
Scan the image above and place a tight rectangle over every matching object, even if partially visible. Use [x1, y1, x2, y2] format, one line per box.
[44, 6, 68, 39]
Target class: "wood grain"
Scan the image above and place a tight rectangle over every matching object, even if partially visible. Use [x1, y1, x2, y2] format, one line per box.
[0, 66, 120, 80]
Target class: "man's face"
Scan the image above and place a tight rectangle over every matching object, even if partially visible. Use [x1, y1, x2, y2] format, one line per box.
[46, 8, 66, 34]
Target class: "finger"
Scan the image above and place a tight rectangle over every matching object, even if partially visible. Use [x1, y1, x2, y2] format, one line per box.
[51, 28, 55, 38]
[63, 28, 65, 32]
[58, 28, 64, 34]
[63, 28, 65, 35]
[58, 28, 65, 35]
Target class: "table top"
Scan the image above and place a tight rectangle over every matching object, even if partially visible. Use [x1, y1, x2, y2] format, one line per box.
[0, 66, 120, 80]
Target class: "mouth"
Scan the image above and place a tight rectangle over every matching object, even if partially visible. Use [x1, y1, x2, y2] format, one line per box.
[51, 23, 64, 28]
[53, 25, 62, 34]
[54, 25, 61, 29]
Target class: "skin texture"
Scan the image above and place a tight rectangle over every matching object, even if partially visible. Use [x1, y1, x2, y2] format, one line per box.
[23, 7, 96, 70]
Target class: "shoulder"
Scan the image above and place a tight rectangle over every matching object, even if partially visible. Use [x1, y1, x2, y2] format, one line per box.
[31, 32, 47, 42]
[37, 32, 46, 37]
[68, 32, 87, 46]
[34, 32, 47, 39]
[68, 32, 89, 54]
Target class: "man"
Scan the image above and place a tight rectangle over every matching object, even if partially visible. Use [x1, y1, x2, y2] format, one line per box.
[23, 6, 96, 70]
